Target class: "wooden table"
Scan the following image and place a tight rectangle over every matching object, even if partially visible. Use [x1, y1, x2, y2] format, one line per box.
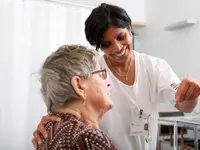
[158, 115, 200, 150]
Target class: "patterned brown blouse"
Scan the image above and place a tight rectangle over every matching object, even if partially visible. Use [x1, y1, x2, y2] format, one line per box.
[38, 113, 117, 150]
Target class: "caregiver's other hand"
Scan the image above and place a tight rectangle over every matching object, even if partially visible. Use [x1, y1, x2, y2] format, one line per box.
[32, 114, 61, 149]
[176, 78, 200, 102]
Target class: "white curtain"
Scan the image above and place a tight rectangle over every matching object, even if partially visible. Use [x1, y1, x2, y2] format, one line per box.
[0, 0, 91, 149]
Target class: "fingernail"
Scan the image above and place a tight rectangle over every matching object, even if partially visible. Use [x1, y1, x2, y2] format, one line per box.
[57, 118, 61, 121]
[39, 141, 41, 145]
[44, 134, 48, 138]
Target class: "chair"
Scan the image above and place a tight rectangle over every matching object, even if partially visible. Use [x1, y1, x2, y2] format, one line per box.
[157, 111, 194, 150]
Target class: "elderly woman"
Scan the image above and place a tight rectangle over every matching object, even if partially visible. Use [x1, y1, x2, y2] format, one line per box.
[37, 45, 117, 149]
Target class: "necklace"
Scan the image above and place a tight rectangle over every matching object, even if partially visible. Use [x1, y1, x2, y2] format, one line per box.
[106, 55, 132, 81]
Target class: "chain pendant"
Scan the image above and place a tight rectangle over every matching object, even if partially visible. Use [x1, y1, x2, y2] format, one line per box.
[125, 76, 128, 81]
[106, 55, 133, 80]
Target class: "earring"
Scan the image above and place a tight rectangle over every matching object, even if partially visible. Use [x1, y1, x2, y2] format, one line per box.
[82, 92, 87, 100]
[83, 100, 86, 106]
[82, 92, 87, 105]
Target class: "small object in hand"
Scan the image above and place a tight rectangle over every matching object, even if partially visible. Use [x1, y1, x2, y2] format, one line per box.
[170, 82, 180, 90]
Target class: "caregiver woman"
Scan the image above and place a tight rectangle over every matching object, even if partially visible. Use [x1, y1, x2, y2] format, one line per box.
[32, 3, 200, 150]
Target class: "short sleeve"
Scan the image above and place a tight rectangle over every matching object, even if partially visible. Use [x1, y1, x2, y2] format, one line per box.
[156, 59, 180, 104]
[73, 129, 117, 150]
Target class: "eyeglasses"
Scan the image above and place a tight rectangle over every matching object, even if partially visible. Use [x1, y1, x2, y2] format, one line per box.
[91, 68, 107, 80]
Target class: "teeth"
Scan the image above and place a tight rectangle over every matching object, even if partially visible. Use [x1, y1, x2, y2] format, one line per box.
[116, 49, 125, 57]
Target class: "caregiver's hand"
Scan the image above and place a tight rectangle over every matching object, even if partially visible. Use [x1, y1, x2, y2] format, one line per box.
[32, 114, 61, 149]
[175, 78, 200, 102]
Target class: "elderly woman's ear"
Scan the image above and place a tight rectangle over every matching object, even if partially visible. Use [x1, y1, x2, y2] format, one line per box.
[71, 76, 88, 100]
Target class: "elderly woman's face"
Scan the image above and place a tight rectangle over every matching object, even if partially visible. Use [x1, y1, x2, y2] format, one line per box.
[85, 65, 112, 115]
[101, 26, 133, 63]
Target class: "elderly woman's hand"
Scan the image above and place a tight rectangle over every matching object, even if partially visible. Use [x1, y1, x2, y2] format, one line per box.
[175, 78, 200, 102]
[32, 114, 61, 149]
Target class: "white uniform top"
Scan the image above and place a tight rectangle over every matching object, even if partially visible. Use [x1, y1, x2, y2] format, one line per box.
[99, 51, 180, 150]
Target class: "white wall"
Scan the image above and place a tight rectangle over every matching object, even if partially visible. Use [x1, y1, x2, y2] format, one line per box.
[140, 0, 200, 80]
[109, 0, 145, 23]
[138, 0, 200, 111]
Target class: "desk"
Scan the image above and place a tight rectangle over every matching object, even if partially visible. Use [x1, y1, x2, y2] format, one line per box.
[158, 115, 200, 150]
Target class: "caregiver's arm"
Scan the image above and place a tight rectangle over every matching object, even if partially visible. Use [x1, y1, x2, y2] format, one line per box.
[175, 78, 200, 113]
[154, 58, 200, 112]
